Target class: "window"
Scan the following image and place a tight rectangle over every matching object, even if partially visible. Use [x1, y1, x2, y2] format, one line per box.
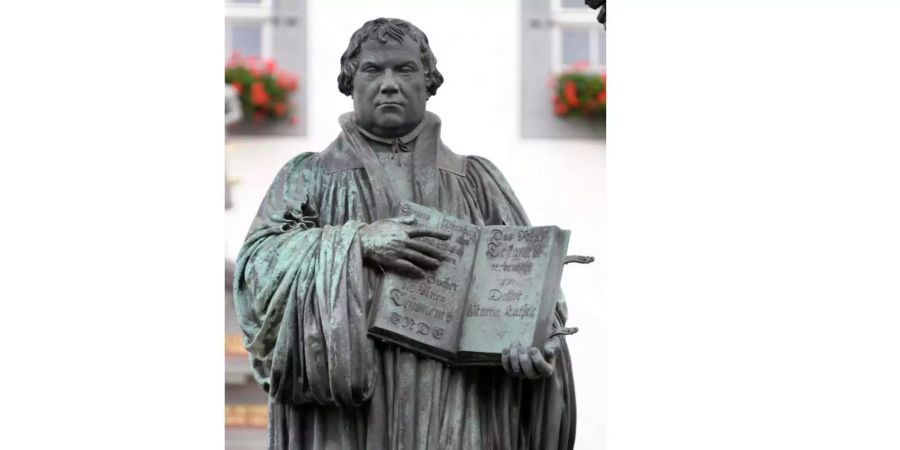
[229, 22, 264, 59]
[521, 0, 605, 139]
[225, 0, 308, 136]
[225, 0, 273, 60]
[552, 0, 606, 72]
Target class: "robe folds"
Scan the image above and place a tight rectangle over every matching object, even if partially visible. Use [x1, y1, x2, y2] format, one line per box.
[234, 112, 576, 450]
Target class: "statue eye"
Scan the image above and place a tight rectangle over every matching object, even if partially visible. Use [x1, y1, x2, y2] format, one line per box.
[362, 66, 380, 74]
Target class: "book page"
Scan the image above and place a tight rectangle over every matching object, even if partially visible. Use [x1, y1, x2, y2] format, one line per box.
[457, 226, 568, 360]
[367, 201, 481, 360]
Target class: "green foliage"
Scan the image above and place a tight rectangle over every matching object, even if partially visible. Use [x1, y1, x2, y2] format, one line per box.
[552, 70, 606, 120]
[225, 54, 299, 124]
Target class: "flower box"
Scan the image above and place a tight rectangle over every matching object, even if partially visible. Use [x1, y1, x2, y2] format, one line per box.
[225, 53, 299, 128]
[552, 63, 605, 120]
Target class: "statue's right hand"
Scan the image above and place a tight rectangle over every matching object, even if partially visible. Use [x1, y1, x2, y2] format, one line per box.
[359, 215, 452, 279]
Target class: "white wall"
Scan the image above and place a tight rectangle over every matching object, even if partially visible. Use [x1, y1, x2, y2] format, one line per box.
[229, 1, 606, 447]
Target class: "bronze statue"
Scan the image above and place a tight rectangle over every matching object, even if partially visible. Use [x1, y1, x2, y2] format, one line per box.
[233, 18, 576, 450]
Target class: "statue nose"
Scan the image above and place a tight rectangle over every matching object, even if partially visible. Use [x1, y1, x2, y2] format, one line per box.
[379, 73, 400, 94]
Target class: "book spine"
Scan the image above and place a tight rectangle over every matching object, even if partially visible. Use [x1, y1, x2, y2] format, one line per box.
[457, 226, 484, 353]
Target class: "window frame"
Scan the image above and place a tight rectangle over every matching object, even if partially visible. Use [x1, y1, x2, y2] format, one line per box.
[225, 1, 275, 59]
[224, 0, 308, 136]
[520, 0, 605, 139]
[550, 0, 606, 72]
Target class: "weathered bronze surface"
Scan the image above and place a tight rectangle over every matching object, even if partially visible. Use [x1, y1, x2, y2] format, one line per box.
[233, 18, 577, 450]
[367, 201, 572, 366]
[459, 224, 569, 362]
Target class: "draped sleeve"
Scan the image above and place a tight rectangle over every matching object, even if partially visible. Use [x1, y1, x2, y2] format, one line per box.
[232, 152, 377, 408]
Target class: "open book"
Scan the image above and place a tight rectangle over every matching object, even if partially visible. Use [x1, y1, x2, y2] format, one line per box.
[367, 201, 572, 365]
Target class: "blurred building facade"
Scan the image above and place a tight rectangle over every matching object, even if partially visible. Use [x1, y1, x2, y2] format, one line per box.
[225, 1, 605, 449]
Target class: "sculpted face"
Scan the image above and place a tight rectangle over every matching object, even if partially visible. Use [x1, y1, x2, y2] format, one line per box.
[352, 36, 428, 138]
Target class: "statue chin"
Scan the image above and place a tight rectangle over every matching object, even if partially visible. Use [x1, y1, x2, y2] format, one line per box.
[371, 116, 421, 137]
[373, 115, 404, 129]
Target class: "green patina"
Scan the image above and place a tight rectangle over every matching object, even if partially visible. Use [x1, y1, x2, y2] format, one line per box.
[232, 17, 577, 450]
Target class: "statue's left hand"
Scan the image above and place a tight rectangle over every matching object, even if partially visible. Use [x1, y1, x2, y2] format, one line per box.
[501, 339, 559, 379]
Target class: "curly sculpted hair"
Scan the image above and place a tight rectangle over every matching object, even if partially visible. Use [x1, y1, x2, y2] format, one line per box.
[337, 18, 444, 97]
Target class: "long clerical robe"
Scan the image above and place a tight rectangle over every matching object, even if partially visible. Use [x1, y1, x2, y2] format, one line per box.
[233, 112, 576, 450]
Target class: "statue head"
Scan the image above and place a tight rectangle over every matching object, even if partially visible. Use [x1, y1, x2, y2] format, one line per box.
[338, 18, 444, 138]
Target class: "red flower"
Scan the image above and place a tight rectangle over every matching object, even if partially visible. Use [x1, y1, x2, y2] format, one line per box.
[289, 116, 298, 126]
[276, 73, 287, 89]
[226, 51, 243, 68]
[554, 102, 569, 116]
[600, 72, 606, 102]
[250, 82, 269, 106]
[263, 58, 277, 74]
[252, 91, 268, 105]
[225, 57, 299, 124]
[245, 57, 260, 78]
[276, 72, 298, 91]
[563, 81, 580, 107]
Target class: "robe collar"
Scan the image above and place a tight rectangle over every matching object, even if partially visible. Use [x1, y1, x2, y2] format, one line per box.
[320, 111, 466, 219]
[358, 117, 425, 148]
[322, 111, 466, 176]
